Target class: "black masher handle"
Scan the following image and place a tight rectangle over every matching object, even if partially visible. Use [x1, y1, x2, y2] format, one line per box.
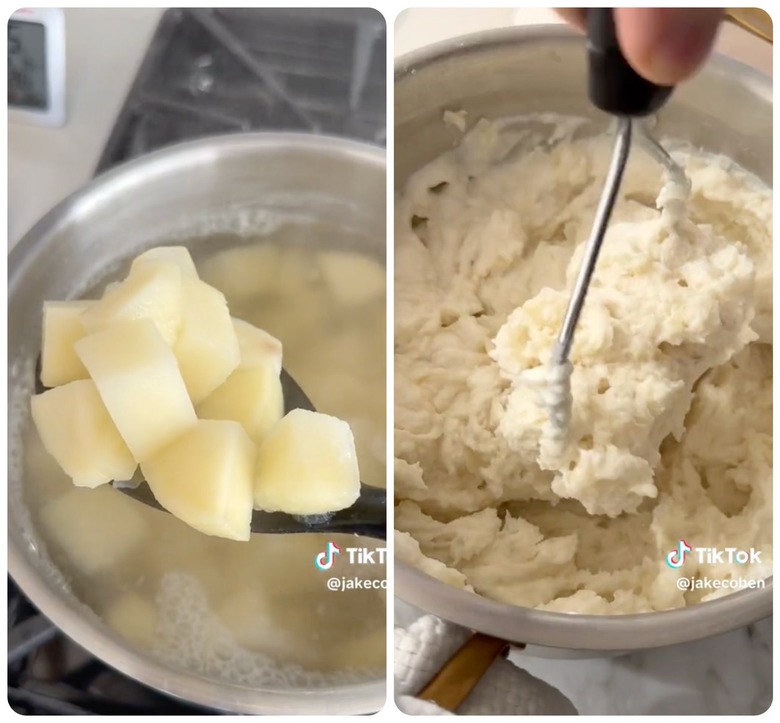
[587, 8, 674, 117]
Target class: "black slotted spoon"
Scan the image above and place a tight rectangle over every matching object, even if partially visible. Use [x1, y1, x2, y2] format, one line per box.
[34, 357, 386, 540]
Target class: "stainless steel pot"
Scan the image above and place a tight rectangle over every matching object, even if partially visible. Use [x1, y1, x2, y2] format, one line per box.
[8, 133, 386, 714]
[395, 26, 772, 656]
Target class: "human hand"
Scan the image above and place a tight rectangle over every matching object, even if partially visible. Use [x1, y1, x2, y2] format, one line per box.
[556, 8, 725, 85]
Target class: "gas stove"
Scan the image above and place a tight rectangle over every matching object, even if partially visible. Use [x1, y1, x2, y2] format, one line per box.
[8, 7, 385, 714]
[96, 7, 386, 174]
[8, 579, 209, 714]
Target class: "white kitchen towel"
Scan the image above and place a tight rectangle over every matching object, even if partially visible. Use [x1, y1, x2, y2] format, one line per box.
[395, 615, 578, 715]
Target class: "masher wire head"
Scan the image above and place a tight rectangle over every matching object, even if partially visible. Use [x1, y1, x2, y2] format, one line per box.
[552, 116, 633, 366]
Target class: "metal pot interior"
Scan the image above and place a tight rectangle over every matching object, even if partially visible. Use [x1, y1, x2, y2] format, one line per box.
[8, 133, 387, 714]
[393, 27, 772, 653]
[395, 27, 772, 186]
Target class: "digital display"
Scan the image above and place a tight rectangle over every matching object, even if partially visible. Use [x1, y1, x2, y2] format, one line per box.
[8, 20, 48, 110]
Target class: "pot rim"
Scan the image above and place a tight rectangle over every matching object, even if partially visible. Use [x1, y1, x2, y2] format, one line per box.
[393, 24, 773, 651]
[8, 131, 386, 714]
[394, 24, 773, 99]
[10, 130, 386, 268]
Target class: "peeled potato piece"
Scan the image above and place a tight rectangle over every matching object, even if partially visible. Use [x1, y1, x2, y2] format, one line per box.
[105, 593, 159, 649]
[173, 278, 241, 404]
[197, 363, 283, 445]
[199, 244, 280, 302]
[30, 379, 137, 488]
[142, 419, 255, 541]
[253, 409, 360, 515]
[81, 259, 183, 346]
[232, 317, 283, 374]
[39, 486, 148, 576]
[75, 319, 196, 462]
[132, 246, 199, 279]
[40, 300, 94, 387]
[216, 589, 316, 665]
[318, 250, 385, 306]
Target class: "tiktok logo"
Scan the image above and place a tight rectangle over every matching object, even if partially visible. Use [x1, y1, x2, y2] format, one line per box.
[666, 539, 693, 569]
[315, 541, 342, 571]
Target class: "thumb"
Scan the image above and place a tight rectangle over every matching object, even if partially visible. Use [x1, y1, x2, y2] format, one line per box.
[615, 8, 724, 85]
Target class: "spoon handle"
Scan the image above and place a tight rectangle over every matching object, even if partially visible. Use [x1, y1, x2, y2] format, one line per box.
[248, 484, 386, 538]
[317, 484, 387, 540]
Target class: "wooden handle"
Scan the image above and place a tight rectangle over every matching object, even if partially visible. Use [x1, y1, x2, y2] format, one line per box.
[725, 8, 773, 44]
[416, 633, 513, 712]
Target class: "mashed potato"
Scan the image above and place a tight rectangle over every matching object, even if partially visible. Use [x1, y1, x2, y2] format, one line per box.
[394, 116, 772, 614]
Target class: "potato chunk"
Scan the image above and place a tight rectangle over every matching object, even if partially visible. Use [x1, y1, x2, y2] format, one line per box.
[199, 244, 280, 301]
[254, 409, 360, 515]
[105, 593, 159, 649]
[218, 590, 297, 652]
[40, 300, 93, 387]
[141, 420, 255, 541]
[173, 278, 240, 404]
[30, 380, 136, 488]
[132, 246, 198, 279]
[81, 260, 183, 346]
[232, 318, 283, 374]
[319, 250, 385, 306]
[197, 363, 283, 445]
[197, 317, 283, 444]
[39, 486, 148, 576]
[75, 319, 196, 462]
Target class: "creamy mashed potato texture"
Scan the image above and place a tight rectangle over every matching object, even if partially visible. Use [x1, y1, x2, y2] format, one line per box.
[394, 117, 772, 614]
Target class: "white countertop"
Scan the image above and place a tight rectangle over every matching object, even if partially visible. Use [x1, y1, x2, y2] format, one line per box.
[395, 600, 771, 715]
[8, 8, 162, 249]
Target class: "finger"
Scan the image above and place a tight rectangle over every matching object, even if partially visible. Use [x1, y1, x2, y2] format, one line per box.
[615, 8, 724, 85]
[554, 8, 587, 32]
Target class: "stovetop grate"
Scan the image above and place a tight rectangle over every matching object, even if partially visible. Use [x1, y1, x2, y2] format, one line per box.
[96, 7, 385, 174]
[8, 578, 210, 714]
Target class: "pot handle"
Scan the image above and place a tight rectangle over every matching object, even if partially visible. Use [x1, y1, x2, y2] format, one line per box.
[416, 633, 515, 712]
[725, 8, 772, 44]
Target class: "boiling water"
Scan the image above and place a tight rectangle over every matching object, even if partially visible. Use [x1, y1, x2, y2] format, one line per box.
[20, 235, 386, 688]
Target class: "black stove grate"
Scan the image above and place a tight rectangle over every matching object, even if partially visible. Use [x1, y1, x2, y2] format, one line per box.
[95, 7, 386, 174]
[8, 578, 210, 715]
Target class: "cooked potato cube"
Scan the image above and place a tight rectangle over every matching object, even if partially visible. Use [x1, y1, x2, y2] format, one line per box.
[141, 420, 255, 541]
[232, 318, 283, 374]
[81, 260, 183, 346]
[173, 278, 240, 404]
[197, 363, 283, 445]
[199, 244, 280, 301]
[105, 593, 159, 649]
[132, 246, 198, 279]
[75, 319, 196, 462]
[217, 589, 300, 656]
[30, 380, 137, 488]
[40, 301, 94, 387]
[319, 250, 385, 306]
[39, 486, 148, 576]
[253, 409, 360, 515]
